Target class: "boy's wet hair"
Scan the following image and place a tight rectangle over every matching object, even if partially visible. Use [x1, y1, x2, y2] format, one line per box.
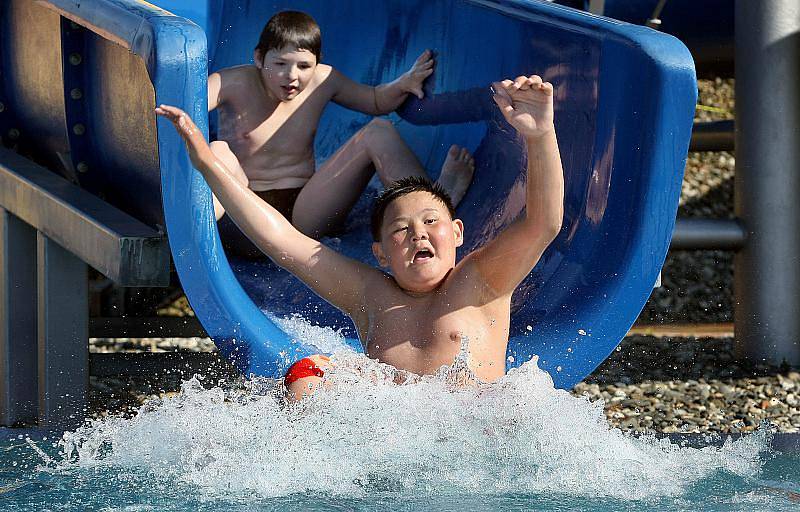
[255, 11, 321, 62]
[371, 176, 456, 241]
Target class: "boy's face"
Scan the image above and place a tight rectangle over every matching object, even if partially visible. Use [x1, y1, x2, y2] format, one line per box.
[255, 45, 317, 101]
[372, 191, 464, 294]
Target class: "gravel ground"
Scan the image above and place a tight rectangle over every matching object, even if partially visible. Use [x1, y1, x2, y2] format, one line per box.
[90, 336, 216, 353]
[639, 78, 735, 324]
[575, 335, 800, 434]
[88, 334, 800, 434]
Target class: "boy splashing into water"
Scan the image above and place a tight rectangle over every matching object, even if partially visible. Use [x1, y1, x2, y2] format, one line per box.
[157, 73, 564, 400]
[210, 11, 475, 256]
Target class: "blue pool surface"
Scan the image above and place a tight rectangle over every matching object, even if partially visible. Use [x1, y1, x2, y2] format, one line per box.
[0, 433, 799, 511]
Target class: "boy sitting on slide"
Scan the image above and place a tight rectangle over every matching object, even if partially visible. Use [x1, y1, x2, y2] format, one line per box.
[210, 11, 475, 257]
[156, 74, 564, 400]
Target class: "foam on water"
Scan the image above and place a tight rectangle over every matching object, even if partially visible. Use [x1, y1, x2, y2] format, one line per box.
[56, 316, 770, 502]
[269, 313, 356, 355]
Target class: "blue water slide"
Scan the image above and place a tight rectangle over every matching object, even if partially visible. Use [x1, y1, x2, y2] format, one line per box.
[0, 0, 696, 389]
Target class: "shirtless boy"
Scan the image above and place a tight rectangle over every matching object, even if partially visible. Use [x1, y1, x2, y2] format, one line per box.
[209, 11, 475, 255]
[156, 73, 564, 400]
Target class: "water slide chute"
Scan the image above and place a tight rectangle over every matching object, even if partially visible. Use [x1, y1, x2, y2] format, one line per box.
[0, 0, 696, 388]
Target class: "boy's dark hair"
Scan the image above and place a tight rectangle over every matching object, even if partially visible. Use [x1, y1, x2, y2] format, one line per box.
[371, 176, 456, 241]
[255, 11, 321, 62]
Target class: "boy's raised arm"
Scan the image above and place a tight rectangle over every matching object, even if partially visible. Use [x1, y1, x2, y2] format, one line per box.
[155, 105, 381, 320]
[208, 72, 222, 112]
[467, 76, 565, 298]
[331, 50, 434, 115]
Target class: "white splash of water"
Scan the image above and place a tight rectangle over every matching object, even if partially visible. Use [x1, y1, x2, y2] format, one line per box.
[269, 313, 355, 355]
[57, 317, 770, 502]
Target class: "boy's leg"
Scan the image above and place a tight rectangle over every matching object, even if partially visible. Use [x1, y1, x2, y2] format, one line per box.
[285, 375, 325, 401]
[291, 119, 423, 237]
[209, 141, 249, 220]
[292, 119, 474, 238]
[284, 354, 332, 401]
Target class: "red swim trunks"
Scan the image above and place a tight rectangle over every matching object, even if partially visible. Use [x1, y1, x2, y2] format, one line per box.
[284, 357, 327, 386]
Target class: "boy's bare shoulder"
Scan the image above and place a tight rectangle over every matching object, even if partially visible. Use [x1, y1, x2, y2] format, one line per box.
[214, 65, 259, 89]
[361, 269, 406, 303]
[215, 64, 257, 77]
[311, 63, 335, 87]
[211, 66, 261, 107]
[448, 253, 507, 301]
[364, 266, 401, 296]
[215, 64, 258, 87]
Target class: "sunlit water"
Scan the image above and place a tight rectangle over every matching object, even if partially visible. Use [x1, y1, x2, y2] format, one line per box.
[1, 317, 799, 511]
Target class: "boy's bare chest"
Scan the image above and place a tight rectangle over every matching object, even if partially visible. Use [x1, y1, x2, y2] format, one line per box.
[363, 294, 510, 379]
[220, 88, 329, 155]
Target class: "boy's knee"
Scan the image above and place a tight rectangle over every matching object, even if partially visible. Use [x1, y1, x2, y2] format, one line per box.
[209, 140, 231, 154]
[364, 117, 396, 137]
[290, 213, 327, 239]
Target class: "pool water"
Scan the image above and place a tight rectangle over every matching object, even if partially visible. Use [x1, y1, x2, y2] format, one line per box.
[1, 322, 799, 511]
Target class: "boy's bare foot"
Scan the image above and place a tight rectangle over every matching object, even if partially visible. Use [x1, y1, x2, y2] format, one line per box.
[437, 144, 475, 206]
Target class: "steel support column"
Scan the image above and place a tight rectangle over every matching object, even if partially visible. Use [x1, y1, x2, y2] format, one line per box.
[37, 233, 87, 428]
[0, 209, 37, 425]
[735, 0, 800, 365]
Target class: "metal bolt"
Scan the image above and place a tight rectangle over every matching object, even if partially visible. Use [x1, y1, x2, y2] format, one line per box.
[69, 53, 82, 66]
[8, 128, 19, 140]
[646, 18, 662, 30]
[73, 123, 85, 136]
[70, 88, 83, 100]
[76, 162, 89, 173]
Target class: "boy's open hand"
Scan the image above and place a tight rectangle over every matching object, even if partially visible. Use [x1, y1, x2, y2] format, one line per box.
[399, 50, 435, 99]
[155, 104, 212, 170]
[491, 75, 555, 140]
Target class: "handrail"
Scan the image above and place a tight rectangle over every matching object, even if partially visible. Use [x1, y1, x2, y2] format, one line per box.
[0, 148, 169, 286]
